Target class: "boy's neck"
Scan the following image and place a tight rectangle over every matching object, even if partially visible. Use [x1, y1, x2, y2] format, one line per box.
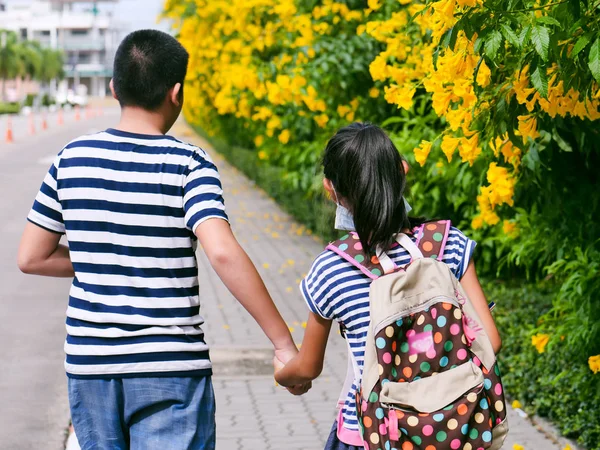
[115, 106, 171, 136]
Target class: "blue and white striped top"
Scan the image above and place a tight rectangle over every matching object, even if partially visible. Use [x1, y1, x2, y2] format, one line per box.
[300, 227, 475, 432]
[28, 129, 228, 378]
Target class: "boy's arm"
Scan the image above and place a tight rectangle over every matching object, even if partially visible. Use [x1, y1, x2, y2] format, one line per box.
[18, 222, 74, 277]
[195, 218, 298, 362]
[275, 312, 332, 386]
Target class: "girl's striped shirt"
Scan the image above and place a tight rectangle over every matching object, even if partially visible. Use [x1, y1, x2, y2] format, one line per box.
[300, 227, 476, 433]
[28, 128, 227, 378]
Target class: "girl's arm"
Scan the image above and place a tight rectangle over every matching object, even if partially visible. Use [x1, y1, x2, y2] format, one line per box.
[275, 312, 333, 387]
[460, 259, 502, 354]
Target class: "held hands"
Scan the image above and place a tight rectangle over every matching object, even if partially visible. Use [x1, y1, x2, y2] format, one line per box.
[273, 348, 312, 396]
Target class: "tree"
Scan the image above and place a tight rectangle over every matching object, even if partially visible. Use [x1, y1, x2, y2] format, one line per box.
[0, 30, 23, 102]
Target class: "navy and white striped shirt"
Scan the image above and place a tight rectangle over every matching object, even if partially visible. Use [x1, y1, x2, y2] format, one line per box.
[300, 228, 475, 432]
[28, 129, 228, 378]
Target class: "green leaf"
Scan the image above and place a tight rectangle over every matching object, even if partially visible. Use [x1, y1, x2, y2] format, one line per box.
[484, 30, 503, 60]
[572, 34, 591, 58]
[531, 26, 550, 61]
[589, 38, 600, 83]
[519, 25, 532, 48]
[381, 116, 406, 127]
[536, 16, 562, 28]
[474, 36, 484, 54]
[552, 128, 573, 152]
[500, 24, 520, 48]
[531, 65, 548, 98]
[568, 0, 581, 19]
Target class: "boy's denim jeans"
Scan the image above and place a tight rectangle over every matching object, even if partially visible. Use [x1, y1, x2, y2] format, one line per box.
[68, 376, 216, 450]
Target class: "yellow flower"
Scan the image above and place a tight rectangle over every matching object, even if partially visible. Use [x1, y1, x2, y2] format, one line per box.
[384, 84, 416, 110]
[517, 115, 540, 144]
[315, 114, 329, 128]
[458, 134, 482, 166]
[511, 400, 522, 409]
[441, 135, 460, 162]
[589, 355, 600, 374]
[266, 116, 282, 131]
[472, 215, 484, 229]
[485, 163, 516, 207]
[503, 220, 518, 237]
[368, 0, 382, 10]
[337, 104, 352, 117]
[254, 135, 264, 147]
[476, 60, 492, 87]
[532, 333, 550, 354]
[414, 140, 432, 166]
[513, 445, 525, 450]
[563, 445, 573, 450]
[278, 129, 291, 145]
[369, 87, 380, 98]
[258, 150, 269, 161]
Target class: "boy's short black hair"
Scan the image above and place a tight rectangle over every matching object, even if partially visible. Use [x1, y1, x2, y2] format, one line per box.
[113, 29, 189, 111]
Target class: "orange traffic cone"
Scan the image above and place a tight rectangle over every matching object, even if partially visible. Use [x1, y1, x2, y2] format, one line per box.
[5, 116, 14, 143]
[97, 106, 103, 117]
[75, 105, 81, 121]
[28, 115, 36, 135]
[57, 109, 64, 126]
[42, 114, 48, 131]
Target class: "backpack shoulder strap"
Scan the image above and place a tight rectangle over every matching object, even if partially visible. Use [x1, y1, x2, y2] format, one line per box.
[326, 232, 385, 280]
[414, 220, 452, 261]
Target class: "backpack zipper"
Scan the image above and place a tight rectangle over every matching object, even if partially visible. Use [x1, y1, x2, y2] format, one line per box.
[373, 295, 460, 336]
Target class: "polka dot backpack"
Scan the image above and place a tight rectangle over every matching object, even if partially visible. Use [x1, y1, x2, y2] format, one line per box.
[327, 221, 508, 450]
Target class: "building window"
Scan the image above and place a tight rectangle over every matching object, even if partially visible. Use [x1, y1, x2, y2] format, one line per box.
[71, 29, 89, 36]
[41, 30, 51, 36]
[77, 53, 92, 64]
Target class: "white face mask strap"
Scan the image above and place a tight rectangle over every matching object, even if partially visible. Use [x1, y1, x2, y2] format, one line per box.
[331, 184, 341, 206]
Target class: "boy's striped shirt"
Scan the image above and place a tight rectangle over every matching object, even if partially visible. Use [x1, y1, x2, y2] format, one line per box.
[301, 228, 476, 432]
[28, 128, 228, 378]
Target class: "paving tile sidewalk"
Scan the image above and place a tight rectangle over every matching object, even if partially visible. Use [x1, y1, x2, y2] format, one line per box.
[67, 122, 563, 450]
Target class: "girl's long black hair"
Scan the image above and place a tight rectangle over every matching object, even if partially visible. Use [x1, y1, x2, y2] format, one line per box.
[323, 122, 413, 257]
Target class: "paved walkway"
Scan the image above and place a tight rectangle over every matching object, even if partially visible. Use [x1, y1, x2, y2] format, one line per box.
[172, 123, 562, 450]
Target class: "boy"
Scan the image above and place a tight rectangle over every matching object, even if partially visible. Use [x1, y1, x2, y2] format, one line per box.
[18, 29, 303, 449]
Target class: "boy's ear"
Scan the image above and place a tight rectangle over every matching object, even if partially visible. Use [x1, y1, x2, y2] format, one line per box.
[109, 79, 117, 101]
[170, 83, 182, 107]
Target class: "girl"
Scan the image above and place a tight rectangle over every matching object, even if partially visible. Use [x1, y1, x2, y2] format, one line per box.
[275, 122, 502, 450]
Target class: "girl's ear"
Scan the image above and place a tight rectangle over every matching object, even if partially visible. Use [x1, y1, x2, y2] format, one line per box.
[402, 160, 410, 175]
[323, 178, 335, 202]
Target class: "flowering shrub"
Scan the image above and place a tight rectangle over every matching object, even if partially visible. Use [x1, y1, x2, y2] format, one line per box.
[164, 0, 600, 444]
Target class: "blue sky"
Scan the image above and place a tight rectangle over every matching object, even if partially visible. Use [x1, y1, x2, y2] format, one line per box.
[6, 0, 171, 32]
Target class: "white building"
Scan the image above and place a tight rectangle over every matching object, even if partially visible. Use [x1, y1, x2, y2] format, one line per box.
[0, 0, 122, 97]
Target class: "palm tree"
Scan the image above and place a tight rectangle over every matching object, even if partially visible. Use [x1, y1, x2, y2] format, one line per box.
[0, 30, 23, 102]
[18, 40, 42, 100]
[38, 47, 64, 99]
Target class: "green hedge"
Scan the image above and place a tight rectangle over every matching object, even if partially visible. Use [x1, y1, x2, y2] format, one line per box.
[0, 102, 20, 115]
[489, 282, 600, 449]
[195, 125, 599, 449]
